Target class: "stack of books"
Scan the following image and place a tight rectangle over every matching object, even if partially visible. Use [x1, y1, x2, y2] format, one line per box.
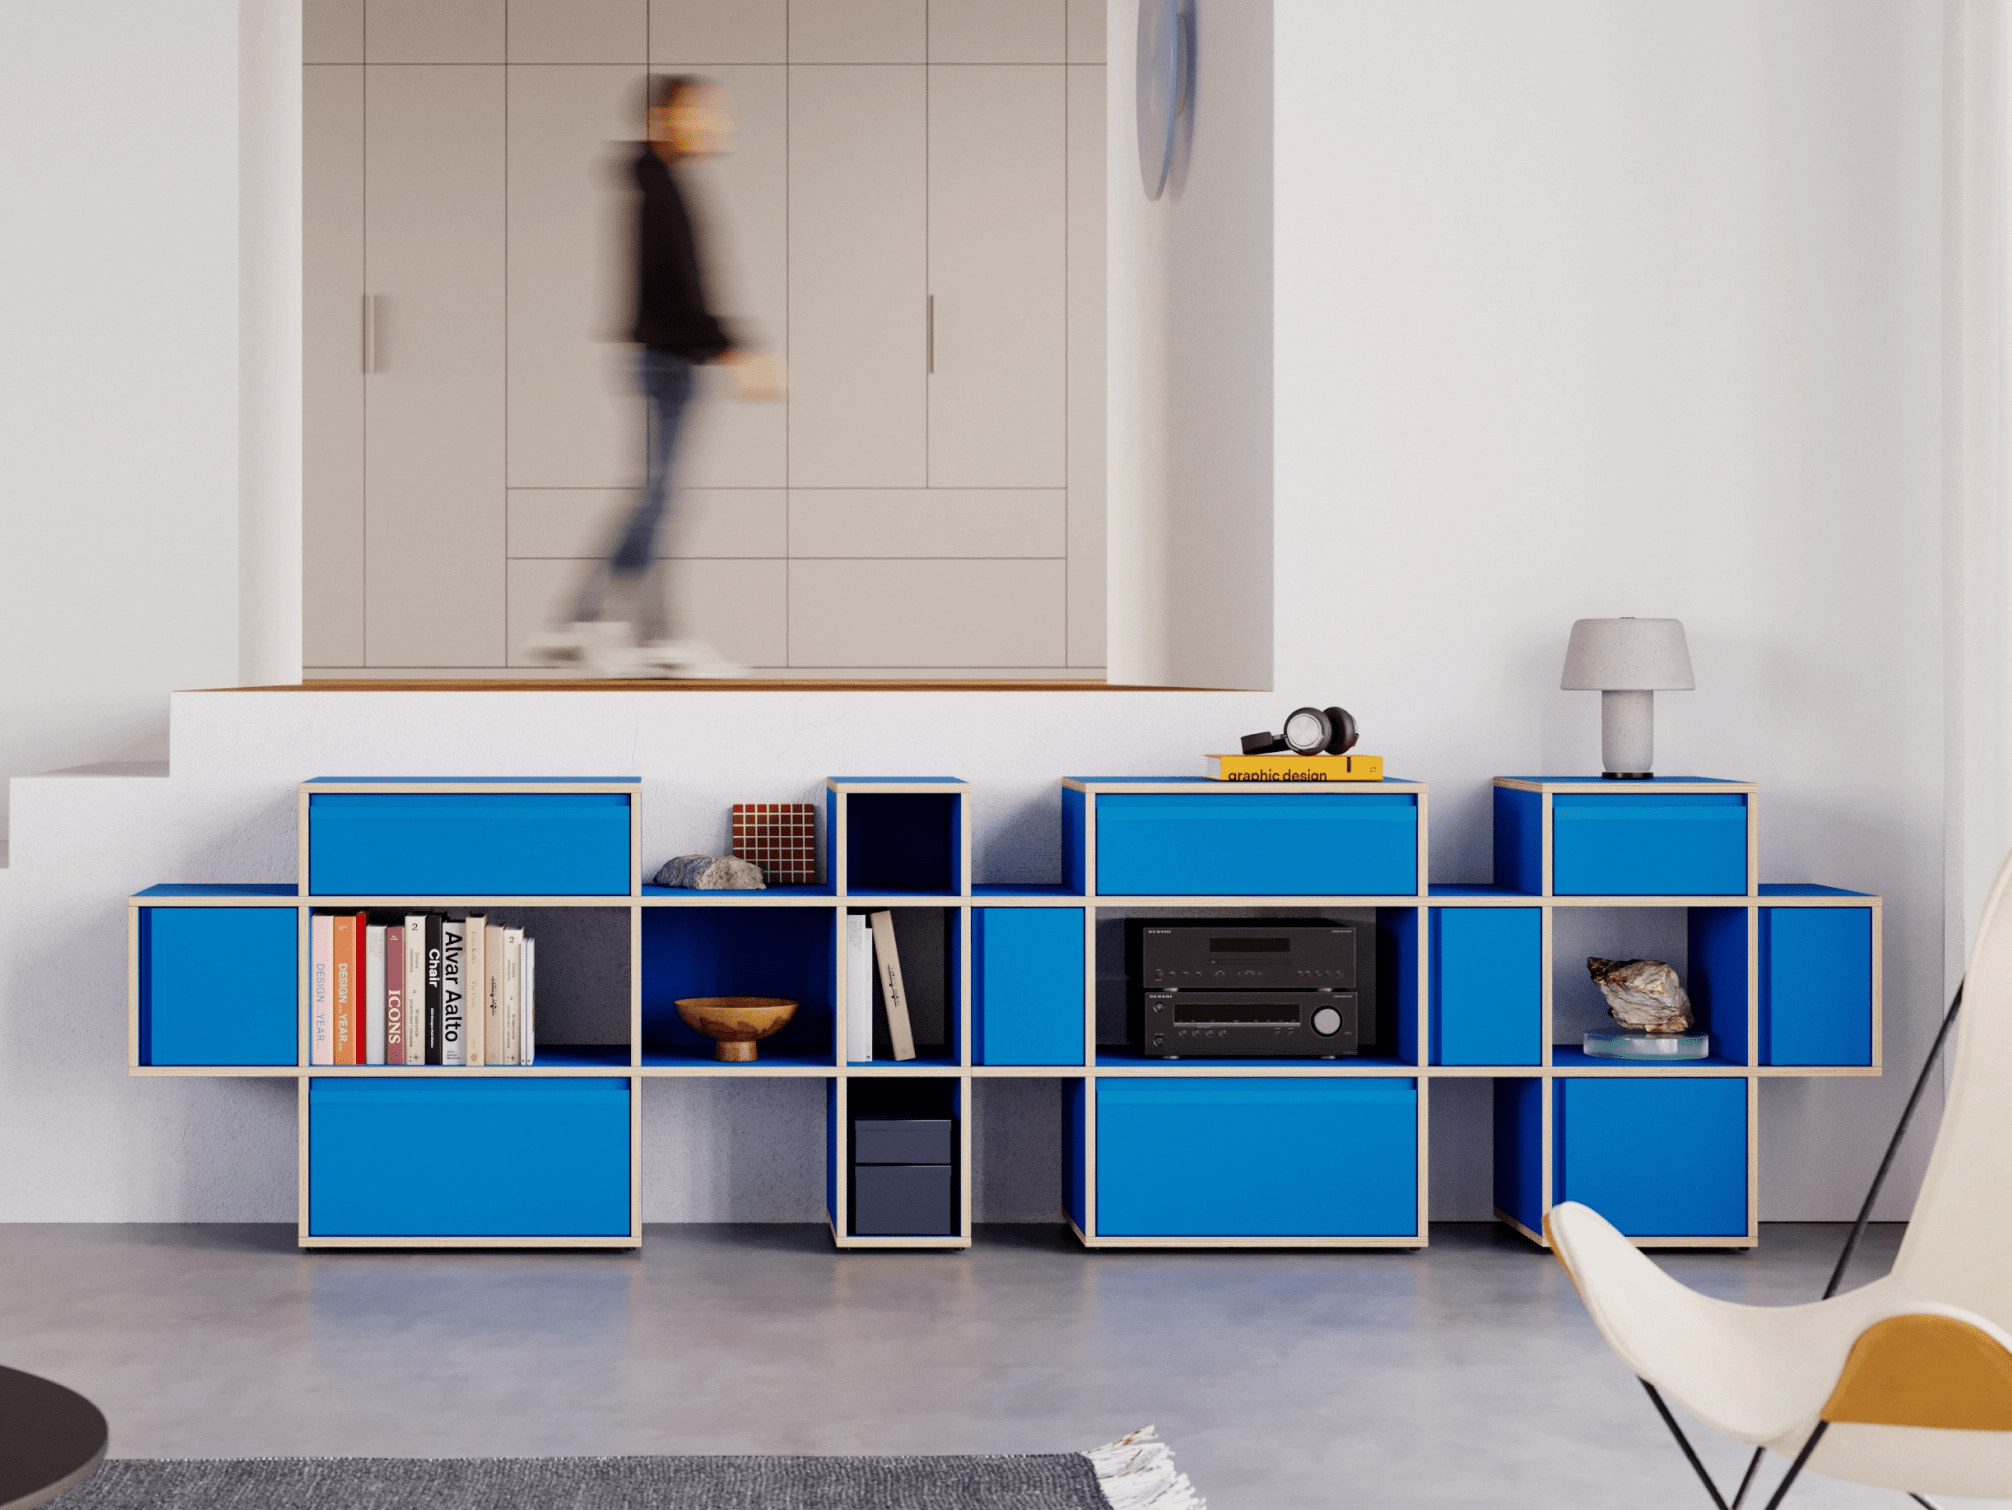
[309, 913, 537, 1067]
[845, 910, 915, 1063]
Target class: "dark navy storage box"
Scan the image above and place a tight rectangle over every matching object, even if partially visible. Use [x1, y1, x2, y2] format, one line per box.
[1430, 907, 1540, 1066]
[139, 907, 298, 1066]
[308, 1077, 631, 1237]
[1553, 1078, 1747, 1237]
[1552, 793, 1748, 896]
[1094, 793, 1418, 896]
[1095, 1077, 1418, 1236]
[1761, 907, 1875, 1066]
[308, 792, 631, 896]
[853, 1164, 955, 1236]
[973, 907, 1085, 1065]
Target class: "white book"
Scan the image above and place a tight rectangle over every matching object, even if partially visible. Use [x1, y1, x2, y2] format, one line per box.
[485, 923, 506, 1067]
[403, 915, 427, 1065]
[441, 915, 466, 1065]
[310, 914, 334, 1066]
[845, 914, 874, 1063]
[502, 928, 523, 1067]
[522, 936, 536, 1066]
[463, 913, 487, 1066]
[364, 924, 387, 1065]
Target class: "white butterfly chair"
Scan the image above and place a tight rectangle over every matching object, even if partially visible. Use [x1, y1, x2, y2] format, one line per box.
[1549, 848, 2012, 1509]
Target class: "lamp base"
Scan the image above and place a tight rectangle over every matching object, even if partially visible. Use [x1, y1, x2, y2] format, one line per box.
[1601, 771, 1653, 780]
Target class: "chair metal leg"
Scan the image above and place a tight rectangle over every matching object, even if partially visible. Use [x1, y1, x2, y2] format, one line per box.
[1642, 1380, 1733, 1510]
[1906, 1495, 1942, 1509]
[1760, 1421, 1828, 1510]
[1729, 1446, 1767, 1509]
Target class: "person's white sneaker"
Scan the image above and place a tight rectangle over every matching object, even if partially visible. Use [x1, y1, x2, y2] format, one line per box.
[649, 638, 747, 679]
[522, 620, 631, 669]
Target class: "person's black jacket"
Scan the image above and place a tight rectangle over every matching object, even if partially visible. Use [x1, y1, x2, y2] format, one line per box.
[631, 146, 732, 360]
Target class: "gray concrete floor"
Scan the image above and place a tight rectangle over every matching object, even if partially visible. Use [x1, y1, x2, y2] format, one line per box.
[0, 1222, 1991, 1509]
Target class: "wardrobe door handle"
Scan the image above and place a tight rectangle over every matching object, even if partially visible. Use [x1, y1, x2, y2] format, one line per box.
[363, 293, 378, 374]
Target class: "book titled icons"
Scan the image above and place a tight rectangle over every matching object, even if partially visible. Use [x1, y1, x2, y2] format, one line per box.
[310, 911, 535, 1067]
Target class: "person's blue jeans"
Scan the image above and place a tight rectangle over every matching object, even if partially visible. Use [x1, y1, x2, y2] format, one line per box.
[574, 349, 696, 641]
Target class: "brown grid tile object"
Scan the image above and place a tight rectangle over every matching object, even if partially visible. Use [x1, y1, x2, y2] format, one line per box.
[732, 803, 818, 884]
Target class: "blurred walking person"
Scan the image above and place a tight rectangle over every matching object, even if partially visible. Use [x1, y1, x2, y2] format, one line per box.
[526, 75, 783, 677]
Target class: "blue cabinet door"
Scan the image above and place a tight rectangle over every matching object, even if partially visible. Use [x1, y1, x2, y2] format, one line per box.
[974, 908, 1085, 1065]
[141, 907, 298, 1066]
[1096, 1078, 1418, 1236]
[309, 1078, 631, 1237]
[308, 793, 631, 896]
[1554, 1078, 1747, 1237]
[1430, 908, 1541, 1065]
[1095, 793, 1418, 896]
[1552, 794, 1748, 896]
[1761, 908, 1874, 1065]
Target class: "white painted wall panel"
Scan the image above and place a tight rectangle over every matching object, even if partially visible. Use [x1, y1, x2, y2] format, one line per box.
[650, 0, 786, 62]
[305, 0, 364, 62]
[789, 490, 1065, 556]
[929, 0, 1064, 62]
[928, 66, 1066, 487]
[789, 67, 928, 486]
[789, 0, 926, 62]
[364, 0, 504, 61]
[1066, 63, 1106, 666]
[303, 67, 366, 668]
[1066, 0, 1104, 63]
[509, 488, 788, 557]
[789, 559, 1065, 665]
[507, 66, 647, 490]
[508, 0, 646, 62]
[364, 65, 508, 665]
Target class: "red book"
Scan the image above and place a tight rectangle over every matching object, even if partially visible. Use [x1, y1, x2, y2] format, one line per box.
[332, 913, 357, 1066]
[384, 924, 406, 1066]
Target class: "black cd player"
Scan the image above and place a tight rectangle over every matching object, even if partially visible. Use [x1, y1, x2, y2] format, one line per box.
[1135, 990, 1360, 1058]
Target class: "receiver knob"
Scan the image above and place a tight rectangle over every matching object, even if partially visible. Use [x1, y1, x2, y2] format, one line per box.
[1311, 1006, 1343, 1037]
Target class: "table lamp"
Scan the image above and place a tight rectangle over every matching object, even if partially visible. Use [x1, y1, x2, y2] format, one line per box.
[1560, 618, 1694, 778]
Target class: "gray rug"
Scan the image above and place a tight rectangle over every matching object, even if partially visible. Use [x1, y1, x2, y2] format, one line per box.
[54, 1453, 1113, 1510]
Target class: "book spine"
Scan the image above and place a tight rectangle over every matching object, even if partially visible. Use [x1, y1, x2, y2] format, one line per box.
[869, 910, 916, 1061]
[522, 935, 535, 1066]
[441, 915, 466, 1066]
[364, 924, 386, 1065]
[485, 924, 506, 1068]
[503, 929, 522, 1067]
[384, 924, 405, 1066]
[462, 913, 486, 1067]
[845, 914, 873, 1064]
[309, 914, 334, 1066]
[332, 913, 357, 1066]
[404, 915, 427, 1066]
[425, 913, 444, 1064]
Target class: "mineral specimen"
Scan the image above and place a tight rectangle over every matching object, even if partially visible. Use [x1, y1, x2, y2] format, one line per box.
[654, 854, 766, 890]
[1586, 956, 1693, 1034]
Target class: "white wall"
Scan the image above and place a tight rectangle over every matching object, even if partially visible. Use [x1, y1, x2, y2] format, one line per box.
[0, 2, 256, 839]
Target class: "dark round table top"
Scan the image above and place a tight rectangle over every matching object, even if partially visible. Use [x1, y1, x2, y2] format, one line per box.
[0, 1366, 106, 1510]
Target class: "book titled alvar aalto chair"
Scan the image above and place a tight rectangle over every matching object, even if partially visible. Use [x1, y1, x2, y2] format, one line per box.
[1551, 851, 2012, 1507]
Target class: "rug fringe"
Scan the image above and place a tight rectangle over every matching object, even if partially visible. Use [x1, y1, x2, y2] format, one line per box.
[1082, 1425, 1205, 1510]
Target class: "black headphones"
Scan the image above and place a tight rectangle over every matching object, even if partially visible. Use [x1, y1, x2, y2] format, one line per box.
[1242, 706, 1359, 757]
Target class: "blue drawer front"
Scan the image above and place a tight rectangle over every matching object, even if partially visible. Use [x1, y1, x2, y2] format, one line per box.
[1430, 908, 1541, 1065]
[308, 793, 631, 896]
[309, 1078, 631, 1237]
[1551, 794, 1747, 896]
[1761, 908, 1874, 1065]
[974, 908, 1085, 1065]
[1555, 1078, 1747, 1237]
[141, 907, 298, 1066]
[1095, 794, 1417, 896]
[1096, 1078, 1417, 1236]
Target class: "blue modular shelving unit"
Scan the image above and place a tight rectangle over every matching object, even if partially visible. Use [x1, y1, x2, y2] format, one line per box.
[129, 772, 1879, 1252]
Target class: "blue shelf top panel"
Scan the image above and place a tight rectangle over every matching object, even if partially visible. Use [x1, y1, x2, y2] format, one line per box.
[1548, 1047, 1749, 1071]
[1760, 883, 1876, 899]
[305, 775, 639, 785]
[1066, 775, 1422, 787]
[640, 1048, 837, 1071]
[134, 882, 299, 898]
[1494, 775, 1748, 786]
[1428, 882, 1540, 899]
[826, 775, 967, 786]
[1095, 1050, 1418, 1071]
[505, 1044, 632, 1069]
[642, 883, 838, 899]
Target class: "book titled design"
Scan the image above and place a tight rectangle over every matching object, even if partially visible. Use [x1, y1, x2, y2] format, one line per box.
[485, 922, 506, 1068]
[845, 914, 874, 1063]
[310, 913, 334, 1066]
[364, 923, 387, 1066]
[1204, 753, 1385, 782]
[424, 914, 444, 1064]
[384, 924, 406, 1066]
[868, 910, 915, 1062]
[332, 913, 357, 1066]
[463, 913, 487, 1067]
[404, 914, 428, 1066]
[441, 915, 466, 1066]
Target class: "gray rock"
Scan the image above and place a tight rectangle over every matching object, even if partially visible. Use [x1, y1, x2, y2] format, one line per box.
[654, 854, 767, 890]
[1587, 956, 1693, 1033]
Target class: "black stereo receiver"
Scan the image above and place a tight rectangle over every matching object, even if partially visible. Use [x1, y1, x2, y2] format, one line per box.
[1136, 990, 1359, 1058]
[1128, 921, 1360, 989]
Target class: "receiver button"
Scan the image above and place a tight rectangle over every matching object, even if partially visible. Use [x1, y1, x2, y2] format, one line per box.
[1311, 1006, 1343, 1037]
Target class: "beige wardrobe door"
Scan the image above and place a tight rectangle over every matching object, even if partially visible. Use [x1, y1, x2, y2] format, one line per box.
[788, 65, 928, 487]
[363, 64, 507, 667]
[303, 64, 365, 667]
[926, 64, 1066, 488]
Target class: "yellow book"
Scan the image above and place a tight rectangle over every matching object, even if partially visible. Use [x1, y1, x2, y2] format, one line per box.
[1205, 753, 1385, 782]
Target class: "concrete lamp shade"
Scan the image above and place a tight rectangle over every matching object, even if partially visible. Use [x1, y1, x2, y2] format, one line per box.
[1560, 617, 1695, 778]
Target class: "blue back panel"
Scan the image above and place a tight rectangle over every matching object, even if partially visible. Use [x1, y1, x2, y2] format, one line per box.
[973, 908, 1085, 1065]
[641, 907, 836, 1061]
[1062, 786, 1087, 895]
[309, 1077, 630, 1236]
[141, 907, 298, 1066]
[1376, 907, 1420, 1064]
[1096, 1078, 1417, 1236]
[308, 793, 631, 896]
[1492, 788, 1543, 893]
[1094, 793, 1418, 896]
[1761, 908, 1874, 1065]
[1551, 794, 1747, 896]
[1431, 908, 1540, 1065]
[1065, 1078, 1087, 1232]
[1688, 907, 1750, 1064]
[1555, 1078, 1747, 1236]
[1492, 1077, 1543, 1232]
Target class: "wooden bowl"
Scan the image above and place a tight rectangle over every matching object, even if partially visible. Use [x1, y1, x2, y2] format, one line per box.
[674, 996, 799, 1062]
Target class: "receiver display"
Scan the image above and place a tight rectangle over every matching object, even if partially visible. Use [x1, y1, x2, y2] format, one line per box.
[1173, 1001, 1299, 1025]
